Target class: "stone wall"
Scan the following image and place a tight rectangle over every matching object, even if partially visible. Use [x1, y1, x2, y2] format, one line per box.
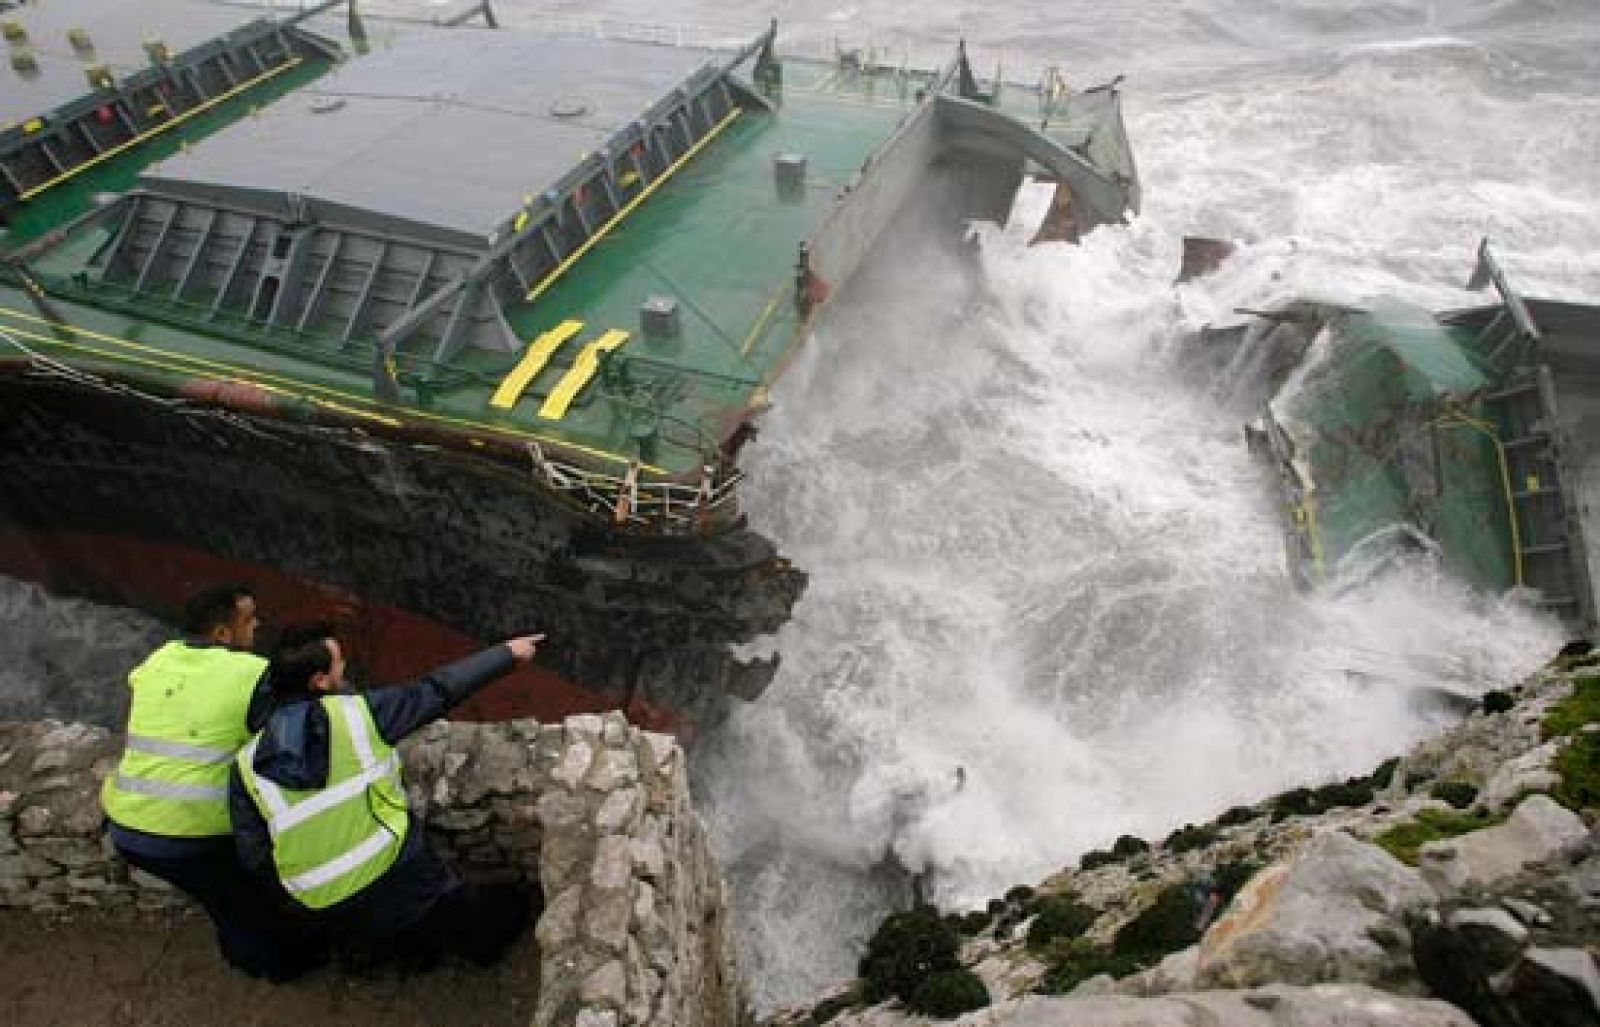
[0, 710, 741, 1027]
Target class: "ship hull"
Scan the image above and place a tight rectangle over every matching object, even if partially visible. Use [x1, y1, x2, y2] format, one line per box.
[0, 372, 803, 737]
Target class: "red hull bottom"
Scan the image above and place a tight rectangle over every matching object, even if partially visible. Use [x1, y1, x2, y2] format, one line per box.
[0, 528, 681, 734]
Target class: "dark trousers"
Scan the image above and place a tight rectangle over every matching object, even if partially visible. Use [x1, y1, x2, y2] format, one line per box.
[317, 836, 533, 969]
[115, 840, 325, 981]
[411, 880, 532, 966]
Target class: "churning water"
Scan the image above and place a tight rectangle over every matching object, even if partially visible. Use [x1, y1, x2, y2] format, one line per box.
[9, 0, 1598, 1014]
[651, 0, 1594, 1010]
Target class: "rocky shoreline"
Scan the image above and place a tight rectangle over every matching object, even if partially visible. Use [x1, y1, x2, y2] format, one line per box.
[781, 651, 1600, 1025]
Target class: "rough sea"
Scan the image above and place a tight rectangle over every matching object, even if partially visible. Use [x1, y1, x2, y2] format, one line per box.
[7, 0, 1599, 1014]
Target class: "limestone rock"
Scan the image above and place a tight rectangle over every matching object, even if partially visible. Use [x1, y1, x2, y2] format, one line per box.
[1419, 795, 1586, 895]
[914, 984, 1474, 1025]
[586, 885, 633, 953]
[1115, 945, 1198, 997]
[587, 748, 639, 791]
[595, 787, 642, 834]
[536, 885, 583, 951]
[1445, 907, 1528, 971]
[592, 834, 634, 890]
[1506, 947, 1600, 1027]
[1195, 831, 1432, 989]
[535, 789, 588, 830]
[1499, 896, 1553, 927]
[552, 738, 594, 789]
[581, 959, 628, 1008]
[1481, 740, 1564, 812]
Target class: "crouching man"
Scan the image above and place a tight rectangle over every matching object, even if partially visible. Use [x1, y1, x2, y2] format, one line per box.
[230, 623, 542, 967]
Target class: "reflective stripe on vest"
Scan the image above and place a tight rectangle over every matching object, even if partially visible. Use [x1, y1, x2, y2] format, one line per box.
[101, 642, 265, 838]
[237, 694, 408, 910]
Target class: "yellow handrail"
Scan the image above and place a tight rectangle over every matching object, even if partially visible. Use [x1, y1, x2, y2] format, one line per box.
[524, 107, 743, 303]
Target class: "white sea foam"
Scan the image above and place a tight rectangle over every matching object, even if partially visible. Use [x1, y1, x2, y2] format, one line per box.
[9, 0, 1598, 1013]
[682, 1, 1594, 1009]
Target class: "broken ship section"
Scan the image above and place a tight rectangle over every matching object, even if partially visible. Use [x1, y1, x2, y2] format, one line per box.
[0, 14, 1139, 731]
[1239, 242, 1600, 638]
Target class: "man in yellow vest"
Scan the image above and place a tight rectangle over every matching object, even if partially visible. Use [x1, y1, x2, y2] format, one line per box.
[103, 584, 319, 980]
[231, 623, 543, 967]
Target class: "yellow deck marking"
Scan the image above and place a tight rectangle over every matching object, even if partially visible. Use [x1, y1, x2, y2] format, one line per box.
[524, 107, 743, 303]
[538, 329, 629, 420]
[0, 303, 666, 472]
[489, 319, 583, 409]
[19, 57, 305, 201]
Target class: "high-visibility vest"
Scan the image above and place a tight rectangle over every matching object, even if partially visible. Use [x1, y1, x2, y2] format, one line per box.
[236, 694, 409, 910]
[101, 641, 265, 837]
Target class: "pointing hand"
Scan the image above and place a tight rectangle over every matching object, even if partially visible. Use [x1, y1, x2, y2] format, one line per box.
[505, 634, 544, 662]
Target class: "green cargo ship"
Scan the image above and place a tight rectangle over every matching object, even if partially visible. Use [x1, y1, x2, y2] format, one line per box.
[0, 0, 1140, 733]
[1228, 241, 1600, 639]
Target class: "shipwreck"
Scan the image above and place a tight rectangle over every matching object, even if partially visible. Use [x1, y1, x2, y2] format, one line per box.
[0, 0, 1140, 733]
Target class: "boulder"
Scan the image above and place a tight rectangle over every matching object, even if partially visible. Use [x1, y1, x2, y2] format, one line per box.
[918, 984, 1474, 1025]
[1480, 741, 1563, 813]
[1445, 907, 1528, 972]
[1194, 831, 1432, 990]
[1505, 947, 1600, 1027]
[1418, 795, 1586, 895]
[1113, 945, 1198, 997]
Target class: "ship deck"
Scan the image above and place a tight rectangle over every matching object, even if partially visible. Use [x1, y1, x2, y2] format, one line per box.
[3, 22, 1125, 481]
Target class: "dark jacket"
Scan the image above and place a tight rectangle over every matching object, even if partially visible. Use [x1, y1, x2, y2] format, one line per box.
[228, 644, 516, 935]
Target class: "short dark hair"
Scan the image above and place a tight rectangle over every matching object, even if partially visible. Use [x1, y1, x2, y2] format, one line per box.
[181, 585, 252, 637]
[268, 621, 336, 697]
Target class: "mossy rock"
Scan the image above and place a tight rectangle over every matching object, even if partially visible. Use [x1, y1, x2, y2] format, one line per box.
[1216, 805, 1258, 827]
[1035, 937, 1143, 995]
[1543, 676, 1600, 740]
[1552, 730, 1600, 811]
[1079, 848, 1119, 871]
[908, 968, 989, 1018]
[859, 905, 960, 1004]
[1112, 834, 1150, 857]
[1375, 808, 1505, 865]
[1112, 881, 1202, 959]
[1269, 776, 1376, 820]
[954, 908, 993, 935]
[1026, 893, 1099, 950]
[1269, 787, 1316, 820]
[1554, 640, 1596, 669]
[1481, 689, 1515, 715]
[1430, 780, 1479, 809]
[1212, 859, 1262, 901]
[1164, 822, 1220, 853]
